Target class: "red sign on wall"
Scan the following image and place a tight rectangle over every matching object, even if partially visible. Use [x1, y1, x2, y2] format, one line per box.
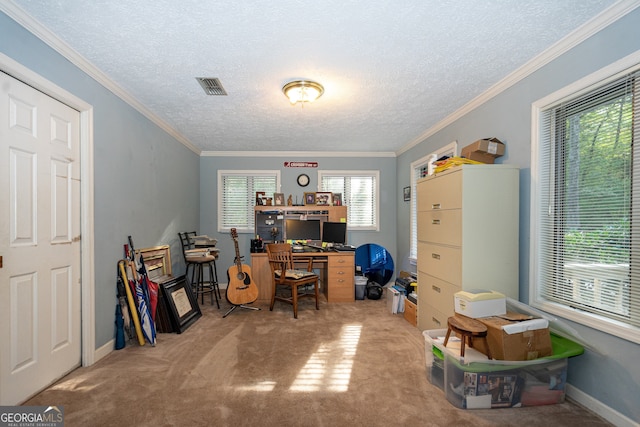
[284, 161, 318, 168]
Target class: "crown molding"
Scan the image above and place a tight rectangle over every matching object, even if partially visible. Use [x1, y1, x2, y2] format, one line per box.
[0, 1, 201, 156]
[201, 150, 396, 158]
[396, 0, 640, 156]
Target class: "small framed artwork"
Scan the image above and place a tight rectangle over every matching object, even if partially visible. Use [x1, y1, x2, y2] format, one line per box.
[304, 192, 316, 205]
[273, 193, 285, 206]
[332, 193, 342, 206]
[160, 276, 201, 334]
[315, 191, 332, 206]
[403, 186, 411, 202]
[255, 191, 266, 205]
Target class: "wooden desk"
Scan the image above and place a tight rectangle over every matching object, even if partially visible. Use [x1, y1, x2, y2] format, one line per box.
[250, 251, 355, 303]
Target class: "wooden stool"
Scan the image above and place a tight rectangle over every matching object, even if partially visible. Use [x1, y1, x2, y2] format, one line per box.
[443, 315, 492, 359]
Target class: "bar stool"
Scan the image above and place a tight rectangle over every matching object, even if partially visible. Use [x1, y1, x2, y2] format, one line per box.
[443, 315, 492, 359]
[179, 232, 221, 308]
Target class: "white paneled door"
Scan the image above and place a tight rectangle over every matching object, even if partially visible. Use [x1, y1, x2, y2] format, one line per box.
[0, 71, 81, 405]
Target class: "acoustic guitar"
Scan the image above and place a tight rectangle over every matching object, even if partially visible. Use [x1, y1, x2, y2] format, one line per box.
[226, 228, 259, 306]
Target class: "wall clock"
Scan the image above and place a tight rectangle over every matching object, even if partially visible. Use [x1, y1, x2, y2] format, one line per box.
[297, 173, 310, 187]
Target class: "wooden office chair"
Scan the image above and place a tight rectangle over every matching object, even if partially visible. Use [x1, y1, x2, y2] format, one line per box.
[266, 243, 319, 318]
[179, 231, 221, 308]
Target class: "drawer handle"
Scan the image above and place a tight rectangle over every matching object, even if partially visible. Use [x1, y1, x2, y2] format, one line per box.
[431, 253, 440, 260]
[432, 203, 441, 210]
[337, 279, 344, 283]
[431, 285, 441, 293]
[337, 271, 344, 275]
[431, 219, 440, 225]
[432, 317, 441, 326]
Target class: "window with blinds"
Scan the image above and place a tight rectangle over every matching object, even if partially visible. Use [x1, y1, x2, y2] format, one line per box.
[319, 171, 379, 230]
[409, 142, 457, 261]
[533, 66, 640, 343]
[218, 171, 279, 233]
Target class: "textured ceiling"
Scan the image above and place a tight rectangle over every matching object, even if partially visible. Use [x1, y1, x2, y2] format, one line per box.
[7, 0, 619, 154]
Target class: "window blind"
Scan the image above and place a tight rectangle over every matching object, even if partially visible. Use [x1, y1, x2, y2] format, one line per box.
[537, 70, 640, 331]
[219, 172, 277, 232]
[320, 172, 378, 229]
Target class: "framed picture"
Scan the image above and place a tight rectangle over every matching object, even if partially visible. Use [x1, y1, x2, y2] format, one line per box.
[273, 192, 285, 206]
[160, 276, 201, 334]
[403, 186, 411, 202]
[255, 191, 266, 205]
[332, 193, 342, 206]
[315, 191, 332, 206]
[304, 192, 316, 205]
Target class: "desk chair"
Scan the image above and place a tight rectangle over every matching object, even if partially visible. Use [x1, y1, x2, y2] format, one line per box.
[266, 243, 319, 318]
[179, 231, 221, 308]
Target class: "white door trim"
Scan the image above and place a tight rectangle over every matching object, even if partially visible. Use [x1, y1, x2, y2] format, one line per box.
[0, 52, 96, 366]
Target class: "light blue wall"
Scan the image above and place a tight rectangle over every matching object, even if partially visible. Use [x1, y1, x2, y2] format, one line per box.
[1, 12, 201, 349]
[397, 8, 640, 423]
[199, 155, 397, 278]
[3, 5, 638, 422]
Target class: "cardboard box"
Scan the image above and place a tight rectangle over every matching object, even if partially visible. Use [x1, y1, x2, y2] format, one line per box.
[475, 314, 553, 361]
[461, 138, 505, 164]
[454, 290, 506, 318]
[403, 297, 417, 326]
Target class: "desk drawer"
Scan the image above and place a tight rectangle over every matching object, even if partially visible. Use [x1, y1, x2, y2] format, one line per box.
[327, 269, 354, 302]
[328, 254, 353, 268]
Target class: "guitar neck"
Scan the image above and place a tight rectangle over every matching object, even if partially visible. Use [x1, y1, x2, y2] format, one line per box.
[234, 239, 243, 270]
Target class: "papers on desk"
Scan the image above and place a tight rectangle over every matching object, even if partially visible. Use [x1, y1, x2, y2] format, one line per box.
[275, 269, 316, 279]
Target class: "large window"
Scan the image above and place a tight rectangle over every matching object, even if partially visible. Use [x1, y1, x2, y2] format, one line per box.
[218, 170, 279, 233]
[319, 171, 379, 230]
[532, 61, 640, 343]
[409, 142, 457, 261]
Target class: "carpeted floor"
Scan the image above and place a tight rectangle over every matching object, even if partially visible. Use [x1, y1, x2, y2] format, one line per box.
[24, 294, 613, 427]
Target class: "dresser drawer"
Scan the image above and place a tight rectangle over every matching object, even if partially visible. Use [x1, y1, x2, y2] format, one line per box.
[417, 209, 462, 246]
[418, 242, 461, 285]
[417, 171, 462, 211]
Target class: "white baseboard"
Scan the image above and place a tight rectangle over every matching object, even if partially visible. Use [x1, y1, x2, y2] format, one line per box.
[94, 339, 114, 363]
[566, 384, 638, 427]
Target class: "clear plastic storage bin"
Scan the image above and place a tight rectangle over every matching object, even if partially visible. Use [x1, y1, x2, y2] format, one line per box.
[423, 329, 584, 409]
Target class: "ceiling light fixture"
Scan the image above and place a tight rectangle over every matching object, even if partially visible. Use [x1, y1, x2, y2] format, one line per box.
[282, 80, 324, 105]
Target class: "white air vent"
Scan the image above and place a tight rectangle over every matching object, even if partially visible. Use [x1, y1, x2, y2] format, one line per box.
[196, 77, 227, 95]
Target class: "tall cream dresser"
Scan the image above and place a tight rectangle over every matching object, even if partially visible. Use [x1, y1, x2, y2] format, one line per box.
[416, 165, 519, 331]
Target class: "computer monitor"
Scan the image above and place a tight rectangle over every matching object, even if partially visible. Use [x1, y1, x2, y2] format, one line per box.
[285, 219, 321, 242]
[322, 221, 347, 245]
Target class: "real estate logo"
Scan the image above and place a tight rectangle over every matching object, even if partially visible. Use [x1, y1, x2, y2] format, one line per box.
[0, 406, 64, 427]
